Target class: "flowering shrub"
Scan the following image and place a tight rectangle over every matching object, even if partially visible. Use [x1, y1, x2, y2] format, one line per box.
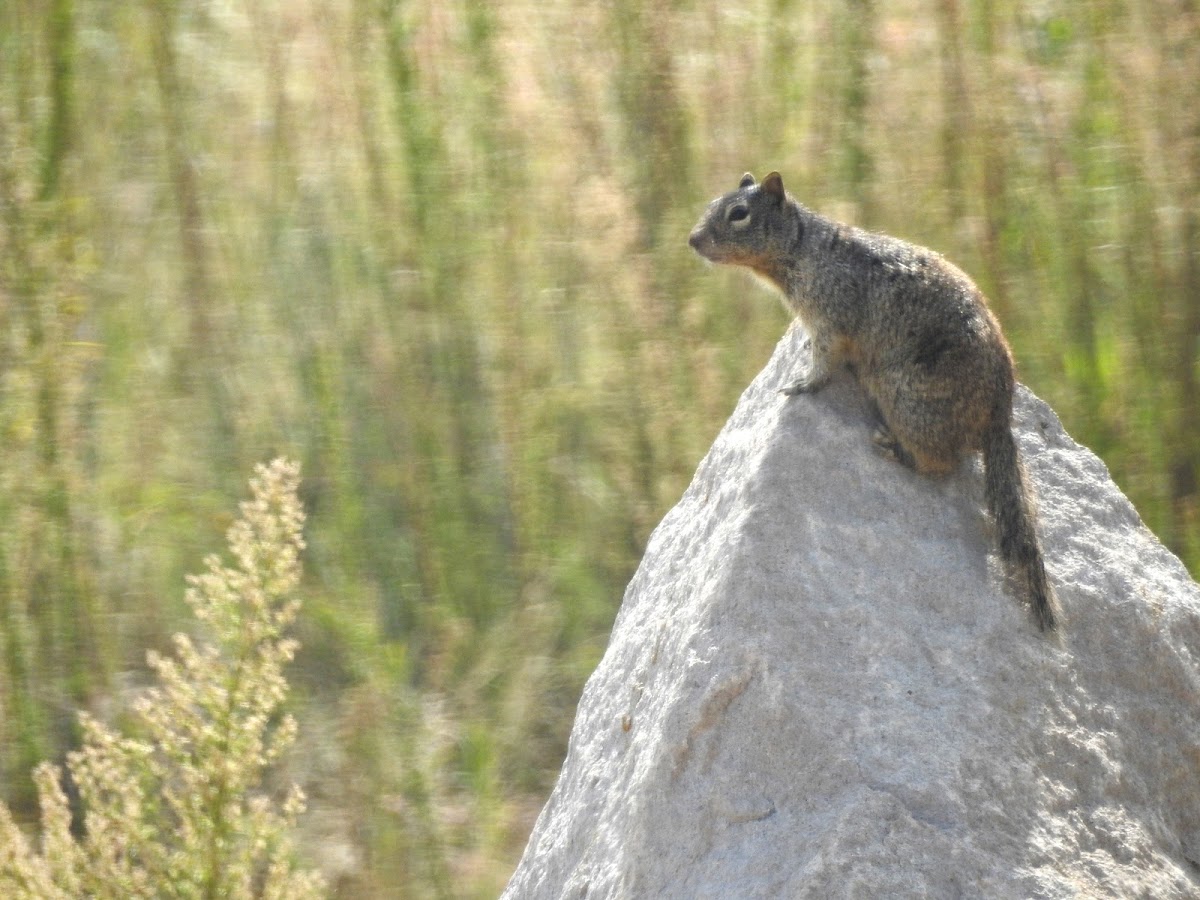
[0, 459, 324, 899]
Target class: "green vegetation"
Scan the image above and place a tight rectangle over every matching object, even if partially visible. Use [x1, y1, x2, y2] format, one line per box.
[0, 459, 322, 898]
[0, 0, 1196, 896]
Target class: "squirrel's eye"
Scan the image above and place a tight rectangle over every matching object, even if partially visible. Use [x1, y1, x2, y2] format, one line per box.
[727, 205, 750, 224]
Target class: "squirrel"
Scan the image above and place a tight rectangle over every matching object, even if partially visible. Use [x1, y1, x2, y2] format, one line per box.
[689, 171, 1059, 632]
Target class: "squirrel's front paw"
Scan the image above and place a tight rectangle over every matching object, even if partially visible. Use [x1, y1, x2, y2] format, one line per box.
[778, 375, 823, 396]
[778, 379, 811, 396]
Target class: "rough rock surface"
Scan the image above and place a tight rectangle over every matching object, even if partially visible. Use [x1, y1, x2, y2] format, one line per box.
[502, 322, 1200, 900]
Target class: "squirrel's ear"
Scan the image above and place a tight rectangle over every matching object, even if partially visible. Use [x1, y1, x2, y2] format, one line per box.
[739, 172, 756, 189]
[762, 171, 785, 203]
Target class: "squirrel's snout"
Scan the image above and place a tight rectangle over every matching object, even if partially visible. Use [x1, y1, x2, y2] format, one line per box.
[688, 227, 710, 255]
[689, 226, 721, 263]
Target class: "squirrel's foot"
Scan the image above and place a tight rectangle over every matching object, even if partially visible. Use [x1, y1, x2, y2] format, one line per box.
[871, 424, 916, 469]
[778, 374, 825, 396]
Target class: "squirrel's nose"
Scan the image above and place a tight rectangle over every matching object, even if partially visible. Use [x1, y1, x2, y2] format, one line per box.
[688, 228, 703, 250]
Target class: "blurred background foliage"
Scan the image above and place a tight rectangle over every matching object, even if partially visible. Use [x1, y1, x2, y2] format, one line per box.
[0, 0, 1196, 895]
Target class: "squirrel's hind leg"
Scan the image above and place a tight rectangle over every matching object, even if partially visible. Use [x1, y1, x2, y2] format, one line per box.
[872, 423, 916, 468]
[871, 422, 958, 476]
[867, 380, 965, 477]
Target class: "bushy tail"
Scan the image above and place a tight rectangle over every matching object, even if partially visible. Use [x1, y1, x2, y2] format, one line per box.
[983, 411, 1059, 632]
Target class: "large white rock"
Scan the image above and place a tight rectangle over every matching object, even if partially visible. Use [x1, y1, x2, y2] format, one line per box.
[503, 323, 1200, 899]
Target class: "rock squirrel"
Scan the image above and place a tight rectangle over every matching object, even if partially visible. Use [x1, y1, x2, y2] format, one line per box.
[689, 171, 1059, 632]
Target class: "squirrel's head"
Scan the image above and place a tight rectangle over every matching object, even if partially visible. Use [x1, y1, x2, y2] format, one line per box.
[688, 172, 796, 290]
